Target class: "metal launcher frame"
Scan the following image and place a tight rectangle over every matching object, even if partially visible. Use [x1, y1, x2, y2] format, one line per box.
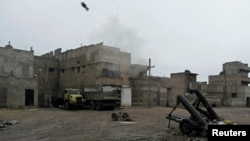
[166, 89, 222, 136]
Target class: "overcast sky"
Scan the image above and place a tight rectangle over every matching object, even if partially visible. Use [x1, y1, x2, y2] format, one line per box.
[1, 0, 250, 82]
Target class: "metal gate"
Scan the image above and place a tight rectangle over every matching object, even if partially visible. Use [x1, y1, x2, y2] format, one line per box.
[0, 88, 7, 107]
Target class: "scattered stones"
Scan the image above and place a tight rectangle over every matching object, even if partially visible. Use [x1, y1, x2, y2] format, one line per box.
[0, 120, 18, 130]
[3, 120, 19, 125]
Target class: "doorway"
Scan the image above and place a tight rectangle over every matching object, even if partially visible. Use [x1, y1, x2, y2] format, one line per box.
[25, 89, 34, 106]
[246, 97, 250, 107]
[0, 88, 7, 107]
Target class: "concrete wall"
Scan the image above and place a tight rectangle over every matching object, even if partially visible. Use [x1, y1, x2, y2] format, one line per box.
[34, 56, 60, 107]
[0, 47, 34, 78]
[0, 44, 38, 107]
[130, 75, 170, 107]
[3, 75, 38, 107]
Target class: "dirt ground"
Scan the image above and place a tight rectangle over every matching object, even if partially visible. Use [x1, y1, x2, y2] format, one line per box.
[0, 106, 250, 141]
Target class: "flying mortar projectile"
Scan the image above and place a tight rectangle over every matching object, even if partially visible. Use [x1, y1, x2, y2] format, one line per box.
[81, 1, 89, 11]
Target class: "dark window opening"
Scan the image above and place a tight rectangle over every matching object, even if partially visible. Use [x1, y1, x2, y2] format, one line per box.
[232, 93, 237, 98]
[61, 69, 64, 73]
[77, 67, 80, 73]
[48, 68, 55, 72]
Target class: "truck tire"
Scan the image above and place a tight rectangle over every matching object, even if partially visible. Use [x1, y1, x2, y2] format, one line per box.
[179, 119, 193, 135]
[95, 102, 103, 111]
[89, 101, 95, 110]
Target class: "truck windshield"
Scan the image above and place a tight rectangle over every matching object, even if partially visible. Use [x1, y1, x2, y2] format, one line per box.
[68, 89, 80, 94]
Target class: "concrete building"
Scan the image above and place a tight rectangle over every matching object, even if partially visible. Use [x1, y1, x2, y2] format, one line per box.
[129, 67, 200, 107]
[0, 42, 38, 107]
[0, 42, 205, 108]
[54, 42, 131, 88]
[3, 41, 250, 108]
[207, 61, 250, 107]
[167, 70, 200, 106]
[36, 42, 132, 107]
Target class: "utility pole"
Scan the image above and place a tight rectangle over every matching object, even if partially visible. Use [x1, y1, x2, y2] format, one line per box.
[148, 58, 155, 108]
[148, 59, 151, 108]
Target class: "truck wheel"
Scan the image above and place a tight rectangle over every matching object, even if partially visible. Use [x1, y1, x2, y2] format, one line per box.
[89, 101, 95, 110]
[95, 103, 102, 111]
[179, 119, 193, 135]
[65, 102, 70, 110]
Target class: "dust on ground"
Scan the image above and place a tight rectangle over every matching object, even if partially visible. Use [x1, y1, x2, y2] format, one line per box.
[0, 106, 250, 141]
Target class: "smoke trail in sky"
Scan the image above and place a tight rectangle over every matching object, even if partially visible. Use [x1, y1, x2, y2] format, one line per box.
[87, 16, 148, 64]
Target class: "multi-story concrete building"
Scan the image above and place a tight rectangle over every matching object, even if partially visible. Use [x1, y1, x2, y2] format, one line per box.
[0, 42, 38, 107]
[208, 61, 250, 107]
[54, 42, 131, 88]
[35, 42, 132, 107]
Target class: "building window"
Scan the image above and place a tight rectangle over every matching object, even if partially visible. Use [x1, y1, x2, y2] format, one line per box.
[232, 93, 237, 98]
[0, 65, 4, 76]
[48, 68, 55, 72]
[22, 65, 29, 77]
[77, 67, 80, 73]
[61, 69, 64, 73]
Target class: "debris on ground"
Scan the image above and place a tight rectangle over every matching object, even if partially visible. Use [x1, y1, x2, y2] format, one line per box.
[0, 124, 6, 129]
[0, 120, 18, 130]
[3, 120, 19, 125]
[111, 112, 133, 121]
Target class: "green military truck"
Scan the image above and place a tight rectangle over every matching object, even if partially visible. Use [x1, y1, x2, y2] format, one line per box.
[52, 88, 86, 110]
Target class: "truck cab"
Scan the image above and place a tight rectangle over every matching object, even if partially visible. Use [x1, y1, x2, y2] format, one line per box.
[62, 88, 86, 110]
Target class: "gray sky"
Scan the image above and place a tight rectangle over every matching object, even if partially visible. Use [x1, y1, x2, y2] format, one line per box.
[1, 0, 250, 82]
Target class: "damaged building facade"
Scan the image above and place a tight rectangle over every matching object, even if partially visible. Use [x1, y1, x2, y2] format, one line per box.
[130, 61, 250, 107]
[130, 67, 199, 107]
[1, 42, 250, 108]
[0, 42, 38, 107]
[35, 42, 131, 107]
[207, 61, 250, 107]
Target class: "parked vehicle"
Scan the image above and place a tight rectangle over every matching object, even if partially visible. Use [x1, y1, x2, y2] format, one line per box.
[52, 88, 85, 110]
[81, 85, 121, 110]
